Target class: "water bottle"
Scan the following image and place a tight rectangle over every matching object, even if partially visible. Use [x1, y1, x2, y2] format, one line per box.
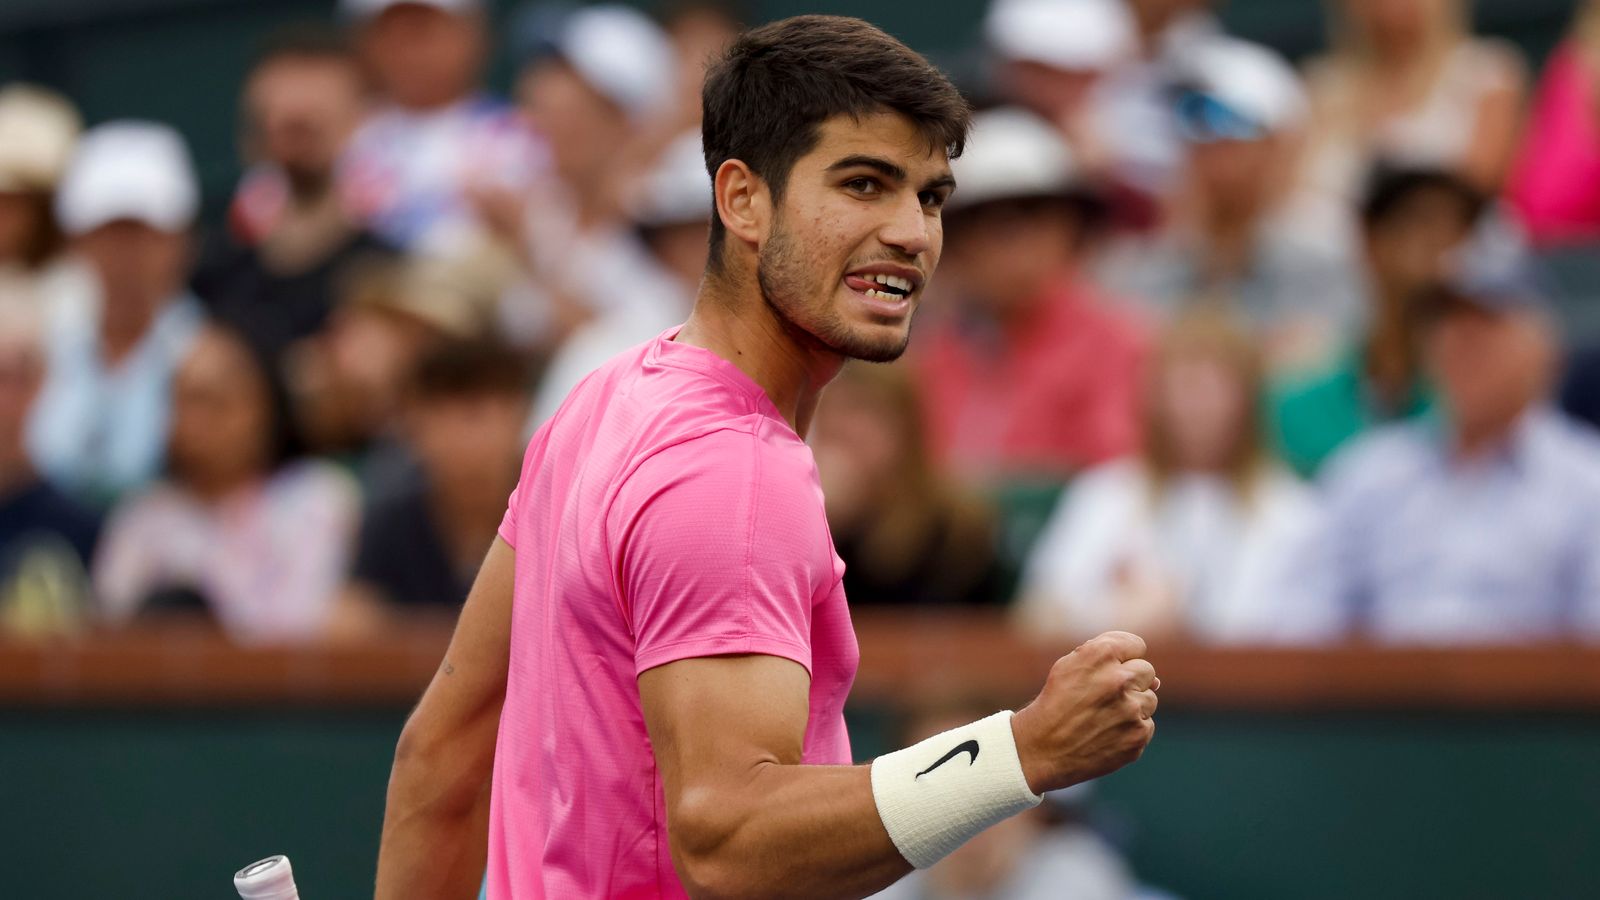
[234, 855, 301, 900]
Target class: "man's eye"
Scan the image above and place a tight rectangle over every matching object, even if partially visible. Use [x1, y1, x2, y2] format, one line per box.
[846, 177, 880, 194]
[920, 191, 948, 209]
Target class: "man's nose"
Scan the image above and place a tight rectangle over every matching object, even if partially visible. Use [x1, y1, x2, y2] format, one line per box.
[880, 193, 933, 258]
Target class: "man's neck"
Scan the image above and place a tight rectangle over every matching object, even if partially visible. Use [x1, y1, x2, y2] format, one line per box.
[676, 267, 844, 438]
[99, 294, 162, 365]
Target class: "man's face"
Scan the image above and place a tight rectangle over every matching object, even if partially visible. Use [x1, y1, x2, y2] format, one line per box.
[517, 59, 629, 187]
[943, 198, 1082, 317]
[1189, 136, 1278, 215]
[245, 56, 366, 186]
[360, 3, 483, 110]
[755, 113, 954, 363]
[75, 220, 188, 307]
[1365, 188, 1475, 302]
[1426, 305, 1554, 435]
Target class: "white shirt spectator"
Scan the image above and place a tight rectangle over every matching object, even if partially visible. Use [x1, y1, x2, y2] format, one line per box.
[94, 459, 359, 643]
[340, 94, 544, 253]
[1018, 460, 1334, 644]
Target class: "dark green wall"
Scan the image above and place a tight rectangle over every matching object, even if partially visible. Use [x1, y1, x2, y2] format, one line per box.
[5, 705, 1600, 898]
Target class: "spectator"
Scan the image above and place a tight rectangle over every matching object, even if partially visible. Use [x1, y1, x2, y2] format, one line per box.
[192, 27, 396, 369]
[492, 4, 679, 349]
[528, 129, 705, 427]
[0, 297, 99, 636]
[0, 84, 87, 315]
[286, 254, 494, 465]
[1271, 167, 1485, 477]
[340, 0, 542, 252]
[1300, 0, 1526, 217]
[1016, 314, 1327, 646]
[810, 362, 1005, 609]
[916, 107, 1146, 482]
[28, 122, 205, 505]
[982, 0, 1137, 181]
[1506, 0, 1600, 246]
[94, 323, 364, 643]
[1101, 37, 1361, 369]
[345, 339, 528, 612]
[1095, 0, 1229, 201]
[868, 702, 1138, 900]
[1311, 225, 1600, 644]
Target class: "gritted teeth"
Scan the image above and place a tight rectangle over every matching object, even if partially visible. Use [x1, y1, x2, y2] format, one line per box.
[857, 272, 913, 296]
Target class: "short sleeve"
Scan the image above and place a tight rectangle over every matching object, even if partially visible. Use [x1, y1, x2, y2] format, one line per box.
[499, 428, 549, 550]
[612, 428, 827, 678]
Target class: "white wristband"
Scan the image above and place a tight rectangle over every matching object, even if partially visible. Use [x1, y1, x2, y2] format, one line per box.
[869, 710, 1043, 869]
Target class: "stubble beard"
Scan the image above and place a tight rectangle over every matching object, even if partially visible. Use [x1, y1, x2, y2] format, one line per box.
[756, 219, 913, 364]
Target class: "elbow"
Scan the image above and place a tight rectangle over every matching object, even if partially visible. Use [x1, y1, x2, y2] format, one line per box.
[669, 790, 758, 900]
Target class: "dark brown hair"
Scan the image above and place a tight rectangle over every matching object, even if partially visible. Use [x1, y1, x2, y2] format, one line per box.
[699, 15, 970, 269]
[407, 339, 532, 403]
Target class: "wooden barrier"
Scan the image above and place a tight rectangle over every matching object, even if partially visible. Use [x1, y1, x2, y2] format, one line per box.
[3, 610, 1598, 710]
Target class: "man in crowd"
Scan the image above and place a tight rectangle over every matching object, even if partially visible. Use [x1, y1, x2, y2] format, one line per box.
[1272, 167, 1485, 476]
[28, 122, 204, 505]
[193, 27, 395, 369]
[916, 106, 1146, 482]
[1310, 223, 1600, 643]
[340, 0, 541, 252]
[526, 129, 707, 426]
[490, 4, 679, 349]
[1102, 36, 1360, 368]
[345, 339, 529, 612]
[0, 296, 99, 634]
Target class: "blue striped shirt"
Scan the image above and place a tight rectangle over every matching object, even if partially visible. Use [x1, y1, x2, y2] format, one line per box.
[1310, 408, 1600, 643]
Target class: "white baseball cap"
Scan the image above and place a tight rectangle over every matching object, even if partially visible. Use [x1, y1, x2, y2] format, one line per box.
[1174, 37, 1307, 141]
[341, 0, 481, 21]
[985, 0, 1137, 72]
[631, 130, 711, 229]
[949, 107, 1085, 211]
[556, 5, 677, 123]
[55, 121, 199, 236]
[0, 85, 81, 193]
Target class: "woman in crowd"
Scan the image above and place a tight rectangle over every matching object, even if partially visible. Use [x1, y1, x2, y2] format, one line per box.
[94, 321, 366, 643]
[810, 361, 1006, 608]
[1507, 0, 1600, 245]
[1299, 0, 1526, 218]
[1015, 313, 1328, 645]
[0, 85, 85, 309]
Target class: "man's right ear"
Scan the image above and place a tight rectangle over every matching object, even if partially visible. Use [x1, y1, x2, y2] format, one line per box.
[713, 159, 769, 253]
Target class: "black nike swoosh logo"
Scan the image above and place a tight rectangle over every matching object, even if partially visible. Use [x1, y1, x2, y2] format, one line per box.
[914, 740, 980, 780]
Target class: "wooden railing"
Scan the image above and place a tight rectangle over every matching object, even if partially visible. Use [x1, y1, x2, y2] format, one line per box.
[2, 610, 1598, 710]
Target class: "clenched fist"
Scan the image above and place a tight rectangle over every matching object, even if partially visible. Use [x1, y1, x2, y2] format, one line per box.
[1009, 631, 1159, 795]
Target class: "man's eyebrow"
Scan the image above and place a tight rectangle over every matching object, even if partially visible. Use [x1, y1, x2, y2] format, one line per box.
[827, 155, 908, 182]
[921, 173, 957, 194]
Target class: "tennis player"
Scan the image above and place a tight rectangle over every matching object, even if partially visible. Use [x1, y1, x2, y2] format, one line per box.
[375, 15, 1158, 899]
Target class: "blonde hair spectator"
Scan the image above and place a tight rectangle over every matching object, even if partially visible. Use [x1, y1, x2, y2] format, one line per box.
[1016, 312, 1330, 645]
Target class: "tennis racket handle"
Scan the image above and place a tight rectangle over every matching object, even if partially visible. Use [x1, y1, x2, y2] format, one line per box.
[234, 855, 301, 899]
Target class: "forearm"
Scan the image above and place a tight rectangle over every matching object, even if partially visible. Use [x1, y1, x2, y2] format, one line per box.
[672, 761, 909, 899]
[372, 749, 489, 896]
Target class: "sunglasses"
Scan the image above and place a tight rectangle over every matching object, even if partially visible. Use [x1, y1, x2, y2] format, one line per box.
[1174, 90, 1266, 144]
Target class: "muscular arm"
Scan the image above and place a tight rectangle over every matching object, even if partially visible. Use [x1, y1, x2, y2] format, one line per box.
[639, 654, 910, 899]
[640, 632, 1159, 900]
[374, 538, 514, 900]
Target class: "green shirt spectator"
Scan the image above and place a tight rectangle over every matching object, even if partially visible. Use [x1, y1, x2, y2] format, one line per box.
[1270, 344, 1435, 478]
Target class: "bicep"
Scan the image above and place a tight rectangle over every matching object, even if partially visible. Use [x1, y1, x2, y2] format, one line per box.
[639, 654, 811, 825]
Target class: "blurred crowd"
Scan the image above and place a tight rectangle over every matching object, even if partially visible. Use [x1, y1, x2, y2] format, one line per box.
[5, 0, 1600, 657]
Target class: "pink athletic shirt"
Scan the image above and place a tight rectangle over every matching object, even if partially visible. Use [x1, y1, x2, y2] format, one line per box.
[486, 328, 859, 898]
